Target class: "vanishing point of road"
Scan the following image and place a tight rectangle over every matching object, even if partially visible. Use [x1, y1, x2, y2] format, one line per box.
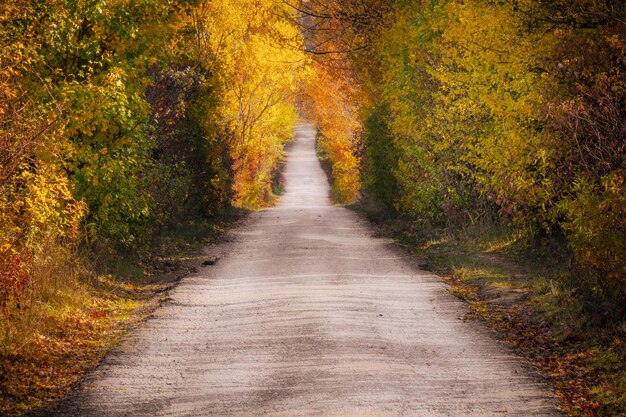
[54, 123, 558, 416]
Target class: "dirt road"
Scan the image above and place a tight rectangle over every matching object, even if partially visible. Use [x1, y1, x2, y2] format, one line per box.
[53, 123, 558, 416]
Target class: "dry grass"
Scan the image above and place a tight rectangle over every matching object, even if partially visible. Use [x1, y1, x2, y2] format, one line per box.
[0, 240, 157, 416]
[0, 213, 243, 416]
[351, 201, 626, 417]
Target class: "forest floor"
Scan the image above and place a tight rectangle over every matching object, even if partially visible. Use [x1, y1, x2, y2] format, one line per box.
[351, 196, 626, 417]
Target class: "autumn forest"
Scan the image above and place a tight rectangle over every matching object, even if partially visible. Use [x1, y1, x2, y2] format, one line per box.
[1, 0, 625, 415]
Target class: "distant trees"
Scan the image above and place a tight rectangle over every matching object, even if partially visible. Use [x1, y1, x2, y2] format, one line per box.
[191, 0, 308, 207]
[294, 0, 391, 202]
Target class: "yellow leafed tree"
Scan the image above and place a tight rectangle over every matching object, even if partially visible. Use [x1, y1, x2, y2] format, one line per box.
[190, 0, 311, 208]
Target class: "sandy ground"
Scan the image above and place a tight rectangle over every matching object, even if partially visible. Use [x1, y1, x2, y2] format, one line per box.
[51, 123, 558, 416]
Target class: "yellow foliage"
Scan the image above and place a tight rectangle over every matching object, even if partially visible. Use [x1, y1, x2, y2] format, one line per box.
[190, 0, 311, 208]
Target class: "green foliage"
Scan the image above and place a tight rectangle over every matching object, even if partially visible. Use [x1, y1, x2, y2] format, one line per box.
[1, 0, 238, 255]
[362, 104, 399, 209]
[9, 0, 184, 252]
[146, 64, 232, 229]
[62, 77, 154, 250]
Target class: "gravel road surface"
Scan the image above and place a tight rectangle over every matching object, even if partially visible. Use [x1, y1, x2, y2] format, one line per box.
[53, 123, 558, 416]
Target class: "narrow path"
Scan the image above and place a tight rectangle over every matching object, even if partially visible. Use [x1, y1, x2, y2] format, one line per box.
[54, 123, 558, 416]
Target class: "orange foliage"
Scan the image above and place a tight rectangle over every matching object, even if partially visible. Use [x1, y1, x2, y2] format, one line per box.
[303, 61, 362, 203]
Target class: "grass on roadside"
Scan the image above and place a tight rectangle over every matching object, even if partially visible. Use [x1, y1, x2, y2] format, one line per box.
[351, 201, 626, 417]
[0, 211, 244, 416]
[0, 281, 146, 416]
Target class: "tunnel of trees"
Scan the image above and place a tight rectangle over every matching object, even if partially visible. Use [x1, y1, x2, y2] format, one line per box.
[1, 0, 625, 415]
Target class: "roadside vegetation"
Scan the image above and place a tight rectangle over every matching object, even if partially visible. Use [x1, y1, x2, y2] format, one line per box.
[1, 0, 305, 414]
[355, 197, 625, 416]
